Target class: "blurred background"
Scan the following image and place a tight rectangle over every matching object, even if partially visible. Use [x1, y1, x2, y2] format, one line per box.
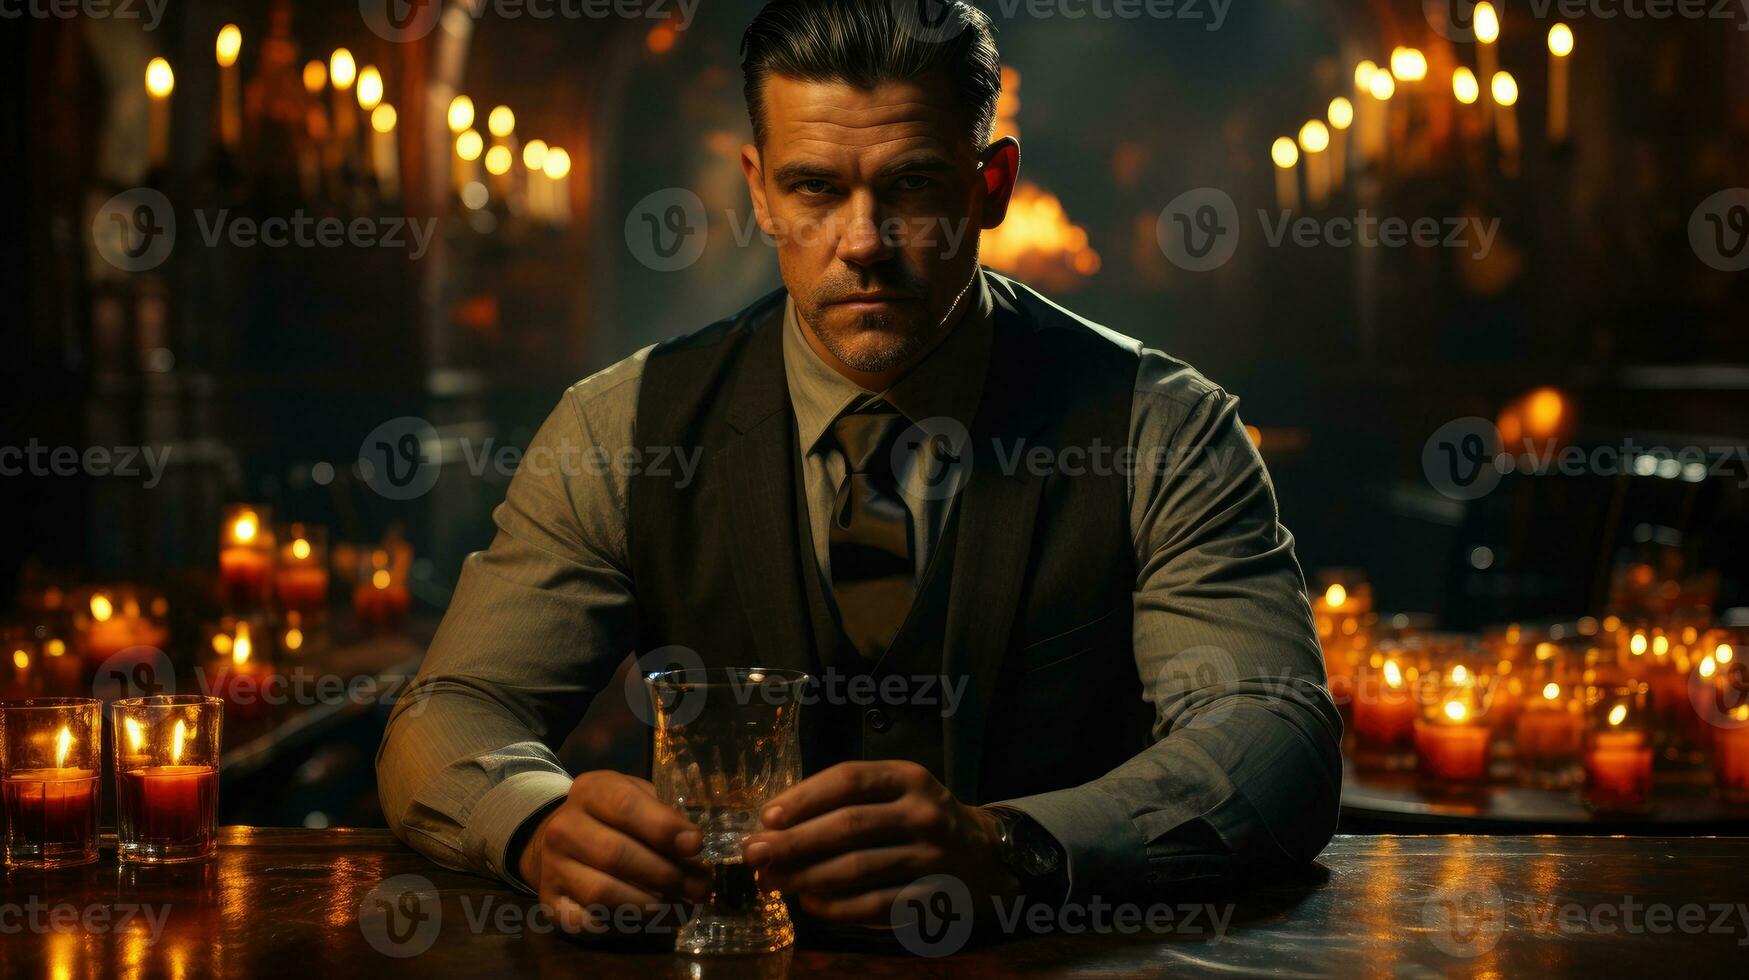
[4, 0, 1749, 833]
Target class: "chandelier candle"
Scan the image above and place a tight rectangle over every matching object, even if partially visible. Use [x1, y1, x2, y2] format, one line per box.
[1, 698, 101, 868]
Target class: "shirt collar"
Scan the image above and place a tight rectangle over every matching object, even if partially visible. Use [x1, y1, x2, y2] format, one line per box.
[782, 268, 994, 456]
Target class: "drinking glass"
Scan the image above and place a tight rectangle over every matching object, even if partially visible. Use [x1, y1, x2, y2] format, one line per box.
[645, 667, 808, 956]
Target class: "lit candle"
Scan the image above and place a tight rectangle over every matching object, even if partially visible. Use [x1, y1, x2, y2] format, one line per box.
[1298, 120, 1330, 209]
[113, 696, 222, 863]
[214, 25, 242, 151]
[354, 550, 412, 631]
[1475, 2, 1499, 134]
[220, 505, 274, 608]
[1585, 695, 1653, 811]
[1, 700, 100, 869]
[1353, 656, 1419, 754]
[145, 57, 175, 171]
[1271, 137, 1299, 213]
[1547, 23, 1573, 144]
[449, 95, 477, 192]
[542, 147, 573, 224]
[79, 589, 170, 662]
[275, 523, 330, 614]
[370, 104, 401, 199]
[1326, 97, 1351, 193]
[1365, 70, 1395, 168]
[329, 48, 358, 169]
[1515, 681, 1583, 766]
[1416, 692, 1492, 782]
[523, 140, 550, 219]
[1491, 71, 1520, 177]
[1715, 705, 1749, 802]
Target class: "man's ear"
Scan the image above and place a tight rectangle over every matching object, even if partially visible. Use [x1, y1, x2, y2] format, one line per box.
[977, 137, 1020, 230]
[740, 143, 776, 236]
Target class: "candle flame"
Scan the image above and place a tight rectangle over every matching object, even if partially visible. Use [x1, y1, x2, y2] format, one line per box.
[55, 726, 71, 769]
[447, 95, 475, 133]
[1542, 682, 1560, 701]
[46, 639, 66, 657]
[1327, 96, 1353, 130]
[1475, 2, 1499, 44]
[11, 648, 27, 670]
[233, 623, 252, 666]
[1443, 699, 1469, 723]
[543, 147, 572, 180]
[372, 569, 392, 590]
[215, 24, 241, 68]
[1451, 664, 1470, 685]
[1383, 660, 1404, 689]
[523, 139, 549, 171]
[1298, 120, 1329, 154]
[1548, 23, 1574, 58]
[292, 538, 312, 561]
[1324, 584, 1347, 609]
[302, 60, 326, 94]
[1698, 656, 1717, 679]
[284, 628, 304, 651]
[1653, 634, 1669, 657]
[1607, 703, 1628, 728]
[1354, 60, 1378, 90]
[125, 717, 145, 752]
[488, 105, 515, 138]
[1270, 137, 1298, 169]
[357, 66, 383, 111]
[145, 57, 174, 99]
[456, 129, 484, 162]
[1491, 71, 1519, 108]
[1389, 47, 1427, 83]
[1453, 67, 1480, 105]
[1716, 644, 1734, 665]
[171, 719, 186, 765]
[371, 103, 398, 134]
[232, 512, 258, 543]
[1629, 632, 1648, 656]
[329, 48, 357, 90]
[90, 593, 114, 622]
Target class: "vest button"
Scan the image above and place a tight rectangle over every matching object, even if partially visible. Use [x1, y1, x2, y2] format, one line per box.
[865, 707, 891, 732]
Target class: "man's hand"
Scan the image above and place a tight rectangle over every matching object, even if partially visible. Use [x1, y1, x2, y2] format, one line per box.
[517, 771, 709, 934]
[741, 760, 1018, 924]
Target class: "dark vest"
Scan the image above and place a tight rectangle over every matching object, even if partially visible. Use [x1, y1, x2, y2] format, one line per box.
[628, 271, 1151, 804]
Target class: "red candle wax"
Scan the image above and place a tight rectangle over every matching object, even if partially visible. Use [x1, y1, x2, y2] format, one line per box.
[354, 581, 410, 630]
[1717, 724, 1749, 801]
[220, 547, 272, 605]
[1585, 730, 1653, 808]
[1515, 708, 1582, 763]
[1415, 720, 1491, 781]
[2, 769, 98, 862]
[119, 765, 219, 846]
[274, 566, 330, 612]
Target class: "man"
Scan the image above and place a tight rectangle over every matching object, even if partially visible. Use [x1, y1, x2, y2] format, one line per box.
[378, 0, 1341, 934]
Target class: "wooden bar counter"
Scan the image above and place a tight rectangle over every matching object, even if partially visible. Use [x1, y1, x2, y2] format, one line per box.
[3, 830, 1746, 977]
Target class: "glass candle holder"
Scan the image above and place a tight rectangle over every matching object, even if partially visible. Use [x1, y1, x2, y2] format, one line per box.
[1583, 683, 1654, 813]
[353, 546, 412, 632]
[1, 698, 101, 868]
[111, 695, 223, 863]
[646, 668, 808, 956]
[219, 504, 274, 609]
[1414, 664, 1493, 783]
[274, 523, 330, 616]
[1351, 650, 1421, 767]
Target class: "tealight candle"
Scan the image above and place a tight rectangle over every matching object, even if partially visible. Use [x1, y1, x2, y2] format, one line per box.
[111, 695, 223, 863]
[1352, 656, 1419, 758]
[1715, 706, 1749, 802]
[274, 523, 331, 615]
[220, 505, 274, 608]
[1584, 686, 1653, 812]
[1414, 665, 1493, 782]
[354, 547, 412, 631]
[1, 698, 101, 868]
[78, 587, 171, 663]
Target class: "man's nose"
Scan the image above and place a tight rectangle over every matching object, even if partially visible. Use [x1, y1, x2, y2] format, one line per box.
[834, 193, 895, 268]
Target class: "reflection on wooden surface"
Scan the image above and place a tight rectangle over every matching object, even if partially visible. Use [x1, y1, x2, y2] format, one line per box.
[2, 829, 1747, 977]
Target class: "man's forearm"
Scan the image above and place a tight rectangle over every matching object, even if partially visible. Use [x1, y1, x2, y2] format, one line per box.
[995, 679, 1341, 904]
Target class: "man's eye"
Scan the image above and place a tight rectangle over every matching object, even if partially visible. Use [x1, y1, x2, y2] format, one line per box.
[795, 180, 833, 195]
[894, 174, 934, 192]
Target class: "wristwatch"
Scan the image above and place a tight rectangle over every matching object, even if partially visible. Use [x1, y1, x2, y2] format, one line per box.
[987, 806, 1067, 904]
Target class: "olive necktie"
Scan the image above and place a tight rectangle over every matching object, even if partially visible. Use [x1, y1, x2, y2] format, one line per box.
[827, 406, 915, 660]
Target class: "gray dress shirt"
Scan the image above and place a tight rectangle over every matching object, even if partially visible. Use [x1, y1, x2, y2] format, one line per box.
[377, 269, 1341, 898]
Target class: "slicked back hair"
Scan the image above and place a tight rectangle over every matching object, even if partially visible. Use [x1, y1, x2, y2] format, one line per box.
[740, 0, 1002, 150]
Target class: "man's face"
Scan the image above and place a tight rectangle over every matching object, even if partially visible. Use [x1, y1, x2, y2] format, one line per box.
[741, 73, 1015, 377]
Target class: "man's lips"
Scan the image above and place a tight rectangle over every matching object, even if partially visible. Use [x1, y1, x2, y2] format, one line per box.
[825, 293, 915, 306]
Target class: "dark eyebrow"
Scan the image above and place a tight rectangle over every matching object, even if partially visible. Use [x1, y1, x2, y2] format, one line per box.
[874, 154, 955, 180]
[771, 162, 841, 185]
